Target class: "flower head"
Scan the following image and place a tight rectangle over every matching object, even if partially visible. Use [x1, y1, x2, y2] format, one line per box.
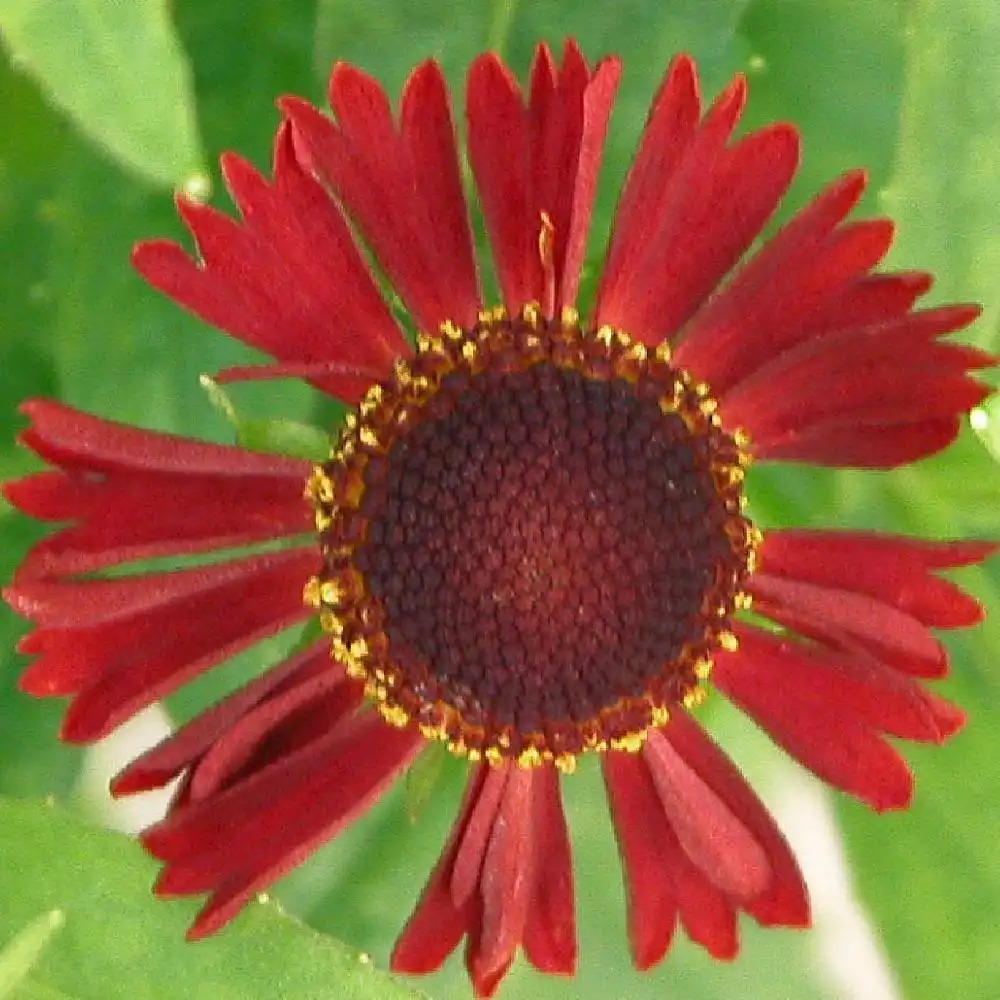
[4, 40, 995, 997]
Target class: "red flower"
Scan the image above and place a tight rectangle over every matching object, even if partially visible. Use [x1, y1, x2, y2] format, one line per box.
[4, 41, 995, 997]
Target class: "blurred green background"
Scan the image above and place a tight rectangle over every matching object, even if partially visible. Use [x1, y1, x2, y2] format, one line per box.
[1, 0, 999, 998]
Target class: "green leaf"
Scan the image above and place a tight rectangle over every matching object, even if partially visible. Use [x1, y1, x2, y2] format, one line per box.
[830, 8, 1000, 978]
[879, 0, 1000, 344]
[0, 910, 64, 1000]
[1, 0, 205, 188]
[738, 0, 907, 217]
[0, 797, 424, 1000]
[314, 0, 493, 97]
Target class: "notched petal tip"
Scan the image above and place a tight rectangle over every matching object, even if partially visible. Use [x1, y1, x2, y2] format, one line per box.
[401, 58, 448, 106]
[667, 52, 700, 93]
[927, 696, 967, 742]
[760, 120, 803, 164]
[468, 50, 521, 96]
[327, 60, 391, 121]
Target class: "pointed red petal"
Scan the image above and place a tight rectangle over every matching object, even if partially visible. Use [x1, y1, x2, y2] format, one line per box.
[714, 629, 915, 811]
[522, 766, 576, 975]
[674, 170, 873, 390]
[596, 56, 702, 320]
[643, 728, 771, 902]
[174, 716, 422, 938]
[283, 60, 479, 333]
[472, 768, 535, 993]
[758, 529, 995, 629]
[392, 768, 488, 975]
[134, 125, 403, 403]
[660, 712, 809, 928]
[603, 751, 681, 969]
[111, 640, 330, 796]
[17, 549, 316, 742]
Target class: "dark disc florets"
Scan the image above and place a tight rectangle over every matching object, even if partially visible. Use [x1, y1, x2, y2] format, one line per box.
[305, 305, 757, 770]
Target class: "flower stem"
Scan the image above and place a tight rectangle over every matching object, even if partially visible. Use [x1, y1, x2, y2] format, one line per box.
[486, 0, 517, 58]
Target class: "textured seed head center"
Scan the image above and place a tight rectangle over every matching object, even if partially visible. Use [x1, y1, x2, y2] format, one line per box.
[307, 311, 754, 767]
[356, 364, 727, 732]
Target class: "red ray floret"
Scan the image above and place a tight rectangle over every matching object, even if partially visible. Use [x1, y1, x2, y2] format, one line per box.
[603, 711, 809, 968]
[595, 56, 800, 343]
[3, 400, 320, 744]
[281, 59, 481, 333]
[660, 164, 991, 466]
[588, 54, 992, 471]
[143, 709, 423, 939]
[11, 549, 317, 743]
[132, 124, 407, 403]
[750, 529, 996, 676]
[720, 305, 989, 466]
[715, 531, 991, 811]
[4, 400, 312, 580]
[713, 627, 965, 812]
[392, 763, 576, 997]
[111, 640, 343, 796]
[466, 39, 621, 316]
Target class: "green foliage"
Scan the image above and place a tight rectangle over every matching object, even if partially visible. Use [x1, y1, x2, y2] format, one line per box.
[830, 6, 1000, 998]
[0, 0, 998, 998]
[2, 0, 204, 187]
[0, 910, 65, 1000]
[0, 798, 424, 1000]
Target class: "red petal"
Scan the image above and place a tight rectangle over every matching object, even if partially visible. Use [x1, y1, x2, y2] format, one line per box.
[558, 50, 621, 310]
[758, 530, 995, 629]
[714, 628, 915, 811]
[643, 728, 771, 902]
[167, 715, 423, 938]
[282, 61, 479, 333]
[187, 661, 364, 803]
[603, 751, 681, 969]
[111, 640, 331, 796]
[134, 125, 403, 404]
[468, 43, 621, 316]
[145, 709, 413, 867]
[599, 117, 800, 345]
[451, 766, 507, 908]
[672, 858, 739, 960]
[473, 768, 535, 994]
[400, 62, 482, 324]
[660, 712, 809, 928]
[526, 41, 621, 312]
[722, 308, 988, 450]
[805, 270, 933, 333]
[467, 51, 532, 312]
[596, 56, 702, 323]
[10, 399, 309, 479]
[394, 762, 569, 995]
[735, 614, 965, 744]
[522, 766, 576, 975]
[6, 400, 310, 577]
[392, 768, 487, 976]
[674, 170, 878, 391]
[603, 748, 745, 964]
[749, 573, 946, 672]
[16, 549, 316, 742]
[755, 416, 962, 468]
